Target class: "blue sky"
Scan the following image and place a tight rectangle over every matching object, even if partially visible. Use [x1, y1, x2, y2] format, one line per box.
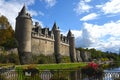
[0, 0, 120, 53]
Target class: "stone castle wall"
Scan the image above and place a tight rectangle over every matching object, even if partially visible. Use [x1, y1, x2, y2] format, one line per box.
[60, 43, 69, 56]
[31, 33, 70, 56]
[31, 34, 54, 55]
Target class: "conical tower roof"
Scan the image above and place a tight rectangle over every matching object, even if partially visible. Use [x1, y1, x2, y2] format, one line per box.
[52, 22, 59, 31]
[67, 30, 74, 37]
[17, 5, 31, 18]
[19, 5, 27, 15]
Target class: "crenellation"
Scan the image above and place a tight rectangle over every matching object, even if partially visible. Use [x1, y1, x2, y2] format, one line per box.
[32, 33, 54, 42]
[60, 34, 69, 44]
[32, 29, 54, 40]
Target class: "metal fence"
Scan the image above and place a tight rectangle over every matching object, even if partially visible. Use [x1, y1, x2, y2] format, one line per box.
[1, 69, 120, 80]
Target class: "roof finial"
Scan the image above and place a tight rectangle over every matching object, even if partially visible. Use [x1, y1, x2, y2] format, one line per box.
[19, 4, 27, 15]
[24, 3, 25, 6]
[67, 30, 74, 37]
[52, 21, 59, 30]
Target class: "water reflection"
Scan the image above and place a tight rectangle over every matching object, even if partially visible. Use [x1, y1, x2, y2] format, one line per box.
[41, 69, 102, 80]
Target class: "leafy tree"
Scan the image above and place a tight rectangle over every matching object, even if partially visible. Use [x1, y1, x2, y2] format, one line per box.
[0, 15, 17, 49]
[0, 53, 20, 64]
[7, 53, 20, 64]
[76, 47, 120, 61]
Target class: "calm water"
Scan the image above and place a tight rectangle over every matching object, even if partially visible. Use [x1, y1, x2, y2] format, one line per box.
[103, 67, 120, 80]
[79, 62, 120, 80]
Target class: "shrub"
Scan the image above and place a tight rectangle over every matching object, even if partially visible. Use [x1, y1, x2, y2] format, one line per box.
[81, 61, 103, 77]
[32, 54, 55, 64]
[23, 65, 39, 76]
[0, 53, 20, 64]
[7, 53, 20, 64]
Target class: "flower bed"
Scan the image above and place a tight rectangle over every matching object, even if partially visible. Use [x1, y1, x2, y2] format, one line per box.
[81, 61, 103, 78]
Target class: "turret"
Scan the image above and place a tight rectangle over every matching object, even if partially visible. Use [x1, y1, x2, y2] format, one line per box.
[67, 30, 76, 62]
[52, 22, 61, 63]
[15, 5, 33, 64]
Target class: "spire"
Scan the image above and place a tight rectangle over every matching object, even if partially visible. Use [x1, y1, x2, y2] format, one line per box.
[67, 30, 73, 37]
[19, 5, 27, 15]
[52, 22, 59, 31]
[17, 5, 32, 18]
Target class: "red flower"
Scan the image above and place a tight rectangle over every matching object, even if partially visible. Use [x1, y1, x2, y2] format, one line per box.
[81, 61, 103, 78]
[88, 62, 98, 70]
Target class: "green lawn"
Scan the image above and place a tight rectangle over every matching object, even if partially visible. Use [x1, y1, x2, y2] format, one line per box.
[16, 62, 87, 70]
[0, 63, 14, 67]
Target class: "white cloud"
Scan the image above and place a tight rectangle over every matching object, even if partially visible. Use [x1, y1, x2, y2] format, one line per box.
[40, 0, 56, 7]
[60, 29, 82, 38]
[71, 30, 82, 38]
[80, 13, 98, 21]
[84, 0, 91, 3]
[74, 0, 92, 14]
[0, 0, 43, 30]
[0, 1, 22, 30]
[32, 19, 44, 27]
[39, 11, 45, 16]
[28, 10, 39, 16]
[97, 0, 120, 14]
[74, 20, 120, 53]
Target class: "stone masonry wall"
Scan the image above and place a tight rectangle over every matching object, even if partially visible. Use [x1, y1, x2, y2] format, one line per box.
[31, 36, 54, 55]
[60, 43, 69, 56]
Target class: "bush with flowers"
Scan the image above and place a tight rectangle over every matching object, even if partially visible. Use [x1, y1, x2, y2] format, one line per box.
[81, 61, 103, 77]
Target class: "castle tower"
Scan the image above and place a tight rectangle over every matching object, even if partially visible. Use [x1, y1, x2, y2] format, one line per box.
[52, 22, 61, 63]
[15, 5, 33, 64]
[67, 30, 76, 62]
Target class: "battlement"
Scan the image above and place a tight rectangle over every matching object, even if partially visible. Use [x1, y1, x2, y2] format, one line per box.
[32, 31, 54, 42]
[32, 22, 69, 44]
[60, 34, 69, 44]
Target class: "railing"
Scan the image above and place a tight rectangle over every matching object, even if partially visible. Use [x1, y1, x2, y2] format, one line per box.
[103, 70, 120, 80]
[1, 69, 120, 80]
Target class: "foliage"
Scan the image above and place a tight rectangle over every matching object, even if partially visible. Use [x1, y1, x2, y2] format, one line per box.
[23, 65, 39, 76]
[17, 65, 41, 80]
[32, 54, 55, 64]
[32, 54, 71, 64]
[7, 53, 20, 64]
[77, 47, 120, 61]
[81, 62, 103, 77]
[0, 15, 17, 49]
[0, 75, 7, 80]
[61, 56, 70, 63]
[3, 38, 17, 49]
[0, 53, 20, 64]
[50, 70, 69, 80]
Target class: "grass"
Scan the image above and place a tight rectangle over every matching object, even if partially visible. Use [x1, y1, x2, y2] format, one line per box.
[0, 63, 87, 80]
[16, 62, 87, 70]
[0, 63, 14, 68]
[15, 62, 87, 80]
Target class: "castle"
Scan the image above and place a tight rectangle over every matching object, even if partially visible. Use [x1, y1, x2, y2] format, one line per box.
[15, 5, 76, 64]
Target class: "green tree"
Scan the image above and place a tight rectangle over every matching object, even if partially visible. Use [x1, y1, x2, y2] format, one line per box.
[0, 15, 17, 49]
